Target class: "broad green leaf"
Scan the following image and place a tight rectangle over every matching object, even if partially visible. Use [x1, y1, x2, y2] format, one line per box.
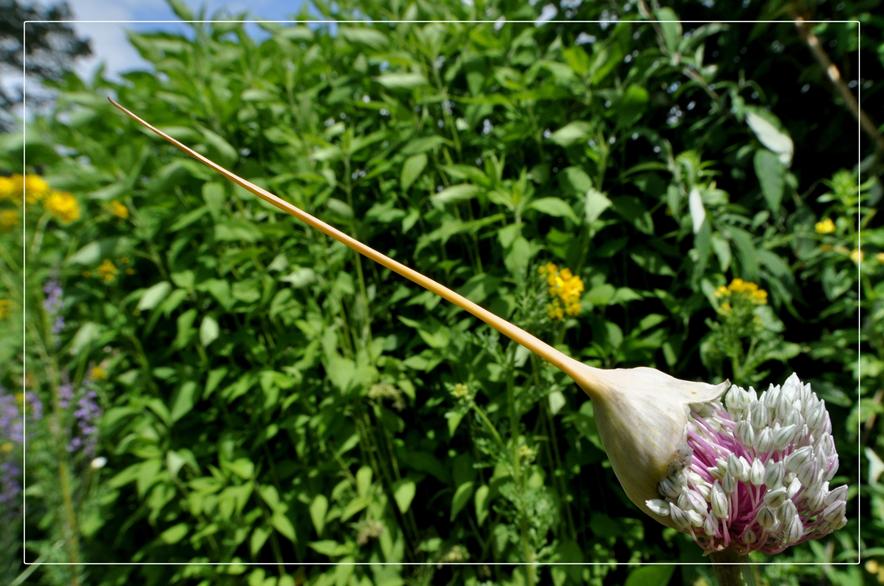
[393, 479, 416, 513]
[310, 494, 328, 535]
[137, 281, 171, 312]
[584, 187, 611, 224]
[431, 184, 479, 206]
[753, 149, 785, 212]
[170, 381, 198, 422]
[199, 315, 219, 347]
[625, 565, 674, 586]
[451, 480, 475, 520]
[688, 187, 706, 233]
[528, 197, 578, 222]
[376, 72, 428, 89]
[401, 153, 427, 191]
[200, 127, 238, 166]
[474, 484, 490, 526]
[250, 526, 271, 556]
[271, 511, 296, 543]
[225, 458, 254, 479]
[548, 121, 591, 147]
[339, 27, 388, 48]
[617, 85, 649, 127]
[746, 108, 793, 165]
[356, 466, 373, 497]
[655, 9, 682, 53]
[159, 523, 188, 545]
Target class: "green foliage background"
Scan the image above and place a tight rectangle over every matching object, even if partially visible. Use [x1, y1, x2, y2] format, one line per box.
[1, 1, 882, 584]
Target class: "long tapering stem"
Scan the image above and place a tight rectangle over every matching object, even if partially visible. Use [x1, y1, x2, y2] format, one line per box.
[107, 98, 599, 394]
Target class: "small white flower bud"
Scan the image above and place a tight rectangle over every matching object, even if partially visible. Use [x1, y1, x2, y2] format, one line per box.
[646, 499, 670, 517]
[736, 420, 755, 446]
[764, 487, 788, 508]
[711, 482, 729, 519]
[764, 461, 784, 487]
[742, 529, 757, 545]
[750, 402, 768, 430]
[756, 506, 778, 531]
[686, 509, 705, 528]
[749, 458, 765, 486]
[786, 446, 813, 474]
[669, 503, 691, 532]
[785, 512, 804, 543]
[90, 456, 107, 469]
[787, 476, 802, 498]
[704, 514, 717, 536]
[756, 428, 773, 453]
[824, 485, 848, 506]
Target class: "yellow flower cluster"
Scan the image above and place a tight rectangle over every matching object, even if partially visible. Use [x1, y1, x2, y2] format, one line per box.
[0, 209, 17, 231]
[89, 365, 108, 381]
[45, 191, 81, 223]
[0, 299, 11, 319]
[715, 278, 768, 306]
[108, 200, 129, 219]
[96, 259, 118, 283]
[815, 218, 835, 234]
[0, 173, 82, 225]
[539, 262, 584, 320]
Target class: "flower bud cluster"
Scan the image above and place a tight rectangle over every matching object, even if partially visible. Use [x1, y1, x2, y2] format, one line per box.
[646, 374, 847, 554]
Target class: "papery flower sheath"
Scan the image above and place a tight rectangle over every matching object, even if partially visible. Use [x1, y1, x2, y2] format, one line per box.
[645, 374, 847, 554]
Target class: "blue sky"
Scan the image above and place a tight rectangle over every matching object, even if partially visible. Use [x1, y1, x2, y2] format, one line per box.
[67, 0, 306, 79]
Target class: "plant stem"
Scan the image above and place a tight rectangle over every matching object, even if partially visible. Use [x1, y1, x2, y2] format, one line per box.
[710, 550, 754, 586]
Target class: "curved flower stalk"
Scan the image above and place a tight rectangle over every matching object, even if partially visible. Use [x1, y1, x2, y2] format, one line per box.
[108, 99, 846, 556]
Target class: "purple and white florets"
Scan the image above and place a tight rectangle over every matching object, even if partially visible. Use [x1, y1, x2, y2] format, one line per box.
[646, 374, 847, 555]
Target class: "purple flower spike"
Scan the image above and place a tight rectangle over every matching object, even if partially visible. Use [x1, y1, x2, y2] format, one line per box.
[646, 374, 847, 555]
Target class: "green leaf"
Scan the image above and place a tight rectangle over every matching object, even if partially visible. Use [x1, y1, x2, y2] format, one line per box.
[625, 565, 674, 586]
[655, 9, 682, 54]
[68, 237, 131, 265]
[69, 322, 102, 355]
[200, 127, 238, 166]
[137, 281, 171, 312]
[745, 108, 793, 165]
[159, 523, 189, 545]
[753, 149, 785, 212]
[199, 315, 219, 347]
[528, 197, 578, 222]
[548, 121, 591, 147]
[250, 526, 271, 556]
[451, 480, 475, 520]
[356, 466, 373, 497]
[474, 484, 490, 526]
[271, 511, 296, 543]
[584, 187, 612, 224]
[225, 458, 254, 479]
[339, 27, 388, 48]
[617, 85, 649, 127]
[376, 72, 428, 89]
[393, 479, 416, 514]
[431, 184, 479, 206]
[401, 153, 427, 191]
[310, 494, 328, 535]
[170, 381, 199, 422]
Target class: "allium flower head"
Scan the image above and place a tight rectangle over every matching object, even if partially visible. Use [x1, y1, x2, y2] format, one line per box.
[645, 374, 846, 554]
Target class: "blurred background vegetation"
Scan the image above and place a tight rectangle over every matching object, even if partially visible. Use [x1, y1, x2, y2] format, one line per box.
[0, 0, 881, 584]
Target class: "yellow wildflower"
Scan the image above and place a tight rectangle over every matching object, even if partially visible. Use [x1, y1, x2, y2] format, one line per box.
[452, 383, 470, 399]
[867, 560, 879, 574]
[850, 249, 863, 264]
[96, 259, 118, 283]
[0, 299, 11, 319]
[90, 365, 108, 381]
[0, 442, 12, 455]
[876, 252, 884, 264]
[23, 174, 50, 205]
[45, 191, 80, 223]
[716, 278, 767, 305]
[541, 263, 584, 320]
[814, 218, 835, 234]
[0, 209, 18, 231]
[0, 176, 16, 202]
[108, 200, 129, 219]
